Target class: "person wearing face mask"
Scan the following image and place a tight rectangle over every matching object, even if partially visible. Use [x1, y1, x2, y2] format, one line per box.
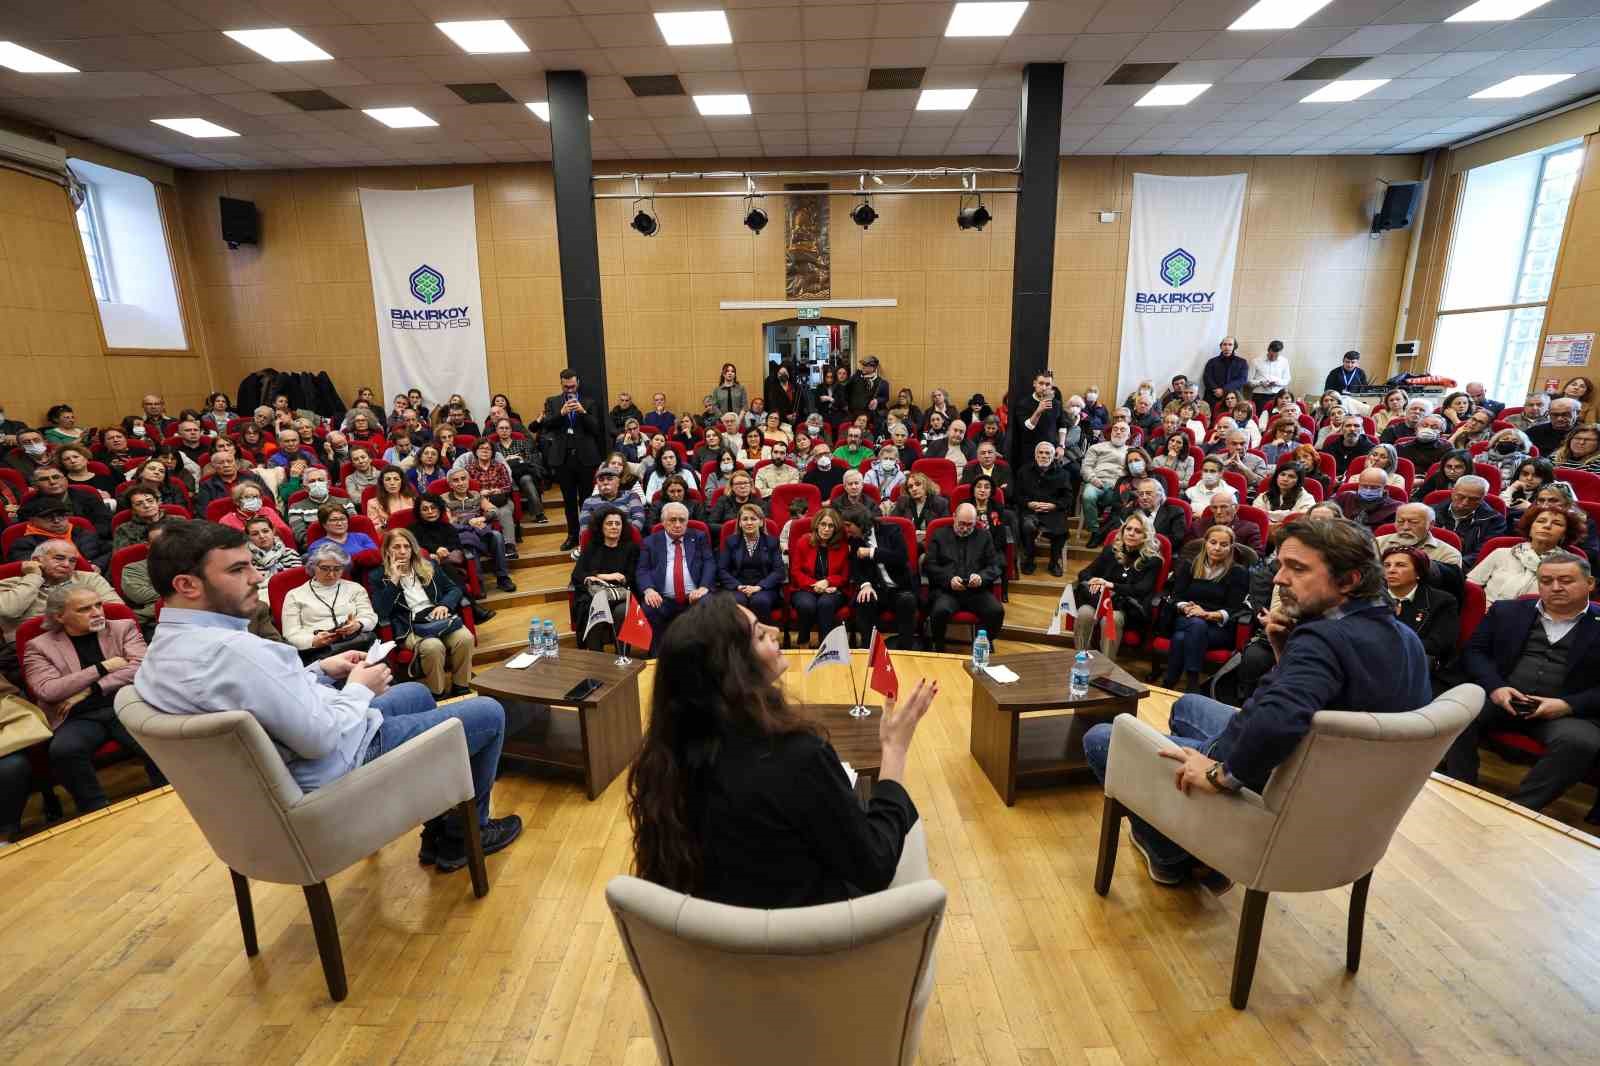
[1334, 467, 1401, 531]
[863, 443, 905, 499]
[1397, 415, 1452, 477]
[1482, 428, 1532, 487]
[763, 360, 806, 423]
[1105, 448, 1155, 532]
[702, 447, 741, 498]
[802, 440, 847, 497]
[1081, 388, 1110, 433]
[1185, 456, 1228, 512]
[1078, 423, 1131, 543]
[286, 467, 354, 544]
[6, 428, 52, 482]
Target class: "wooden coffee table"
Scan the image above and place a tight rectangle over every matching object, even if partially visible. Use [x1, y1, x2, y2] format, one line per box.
[965, 650, 1149, 805]
[806, 703, 882, 804]
[473, 648, 646, 800]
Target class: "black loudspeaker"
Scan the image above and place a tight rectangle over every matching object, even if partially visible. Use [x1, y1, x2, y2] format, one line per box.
[1371, 182, 1420, 234]
[219, 197, 258, 249]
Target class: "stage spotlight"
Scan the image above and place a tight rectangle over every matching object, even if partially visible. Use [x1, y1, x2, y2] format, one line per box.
[957, 202, 991, 231]
[850, 200, 878, 229]
[744, 206, 768, 233]
[630, 206, 659, 237]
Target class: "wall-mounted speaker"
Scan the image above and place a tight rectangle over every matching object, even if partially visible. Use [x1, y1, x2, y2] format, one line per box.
[219, 196, 258, 249]
[1371, 182, 1420, 234]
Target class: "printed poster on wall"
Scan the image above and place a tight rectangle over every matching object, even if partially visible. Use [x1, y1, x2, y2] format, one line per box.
[1116, 173, 1248, 402]
[1541, 332, 1593, 368]
[358, 185, 491, 414]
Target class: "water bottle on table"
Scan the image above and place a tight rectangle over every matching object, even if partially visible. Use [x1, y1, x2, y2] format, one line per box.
[528, 618, 543, 658]
[971, 629, 990, 670]
[1070, 651, 1090, 698]
[545, 619, 560, 659]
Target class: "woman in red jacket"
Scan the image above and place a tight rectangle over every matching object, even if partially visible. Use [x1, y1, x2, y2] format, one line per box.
[788, 504, 850, 647]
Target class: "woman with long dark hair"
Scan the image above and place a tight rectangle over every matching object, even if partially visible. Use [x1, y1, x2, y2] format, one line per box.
[626, 594, 935, 906]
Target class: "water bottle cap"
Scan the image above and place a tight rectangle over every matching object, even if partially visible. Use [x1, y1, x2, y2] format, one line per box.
[977, 630, 987, 637]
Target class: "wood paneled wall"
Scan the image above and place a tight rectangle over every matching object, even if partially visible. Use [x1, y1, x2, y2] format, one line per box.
[177, 153, 1419, 417]
[1535, 132, 1600, 396]
[0, 169, 210, 428]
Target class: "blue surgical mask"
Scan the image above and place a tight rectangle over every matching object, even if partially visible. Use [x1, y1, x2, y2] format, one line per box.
[1128, 460, 1146, 475]
[1357, 486, 1384, 502]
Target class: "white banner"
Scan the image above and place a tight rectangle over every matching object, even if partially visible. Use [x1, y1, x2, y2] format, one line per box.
[1116, 173, 1248, 403]
[359, 186, 491, 414]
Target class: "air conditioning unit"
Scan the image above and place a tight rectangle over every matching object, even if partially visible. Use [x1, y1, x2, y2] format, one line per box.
[0, 128, 67, 176]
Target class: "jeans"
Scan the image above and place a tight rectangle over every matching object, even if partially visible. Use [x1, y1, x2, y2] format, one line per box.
[49, 705, 166, 814]
[513, 473, 546, 517]
[360, 681, 505, 828]
[1082, 693, 1237, 869]
[1164, 615, 1231, 685]
[1079, 483, 1112, 538]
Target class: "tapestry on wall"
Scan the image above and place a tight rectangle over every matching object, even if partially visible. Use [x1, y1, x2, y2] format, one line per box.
[786, 184, 829, 301]
[1116, 172, 1248, 402]
[358, 185, 491, 414]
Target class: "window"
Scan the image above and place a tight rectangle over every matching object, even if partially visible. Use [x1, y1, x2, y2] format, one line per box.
[1433, 139, 1584, 401]
[74, 185, 112, 303]
[65, 157, 188, 350]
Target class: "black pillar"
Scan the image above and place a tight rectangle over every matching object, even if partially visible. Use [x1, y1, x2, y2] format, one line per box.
[547, 70, 607, 400]
[1006, 62, 1065, 473]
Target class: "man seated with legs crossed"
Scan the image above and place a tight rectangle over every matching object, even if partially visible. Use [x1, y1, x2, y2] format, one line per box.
[1444, 549, 1600, 821]
[133, 521, 521, 872]
[1083, 519, 1432, 887]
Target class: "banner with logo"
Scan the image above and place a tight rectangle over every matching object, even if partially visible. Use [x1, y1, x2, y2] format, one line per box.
[358, 185, 491, 414]
[1116, 172, 1248, 402]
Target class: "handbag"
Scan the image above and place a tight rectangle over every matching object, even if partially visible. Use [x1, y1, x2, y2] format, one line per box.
[0, 693, 51, 758]
[411, 610, 465, 639]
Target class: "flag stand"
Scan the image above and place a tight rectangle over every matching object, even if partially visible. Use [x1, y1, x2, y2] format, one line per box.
[847, 631, 873, 718]
[614, 639, 632, 668]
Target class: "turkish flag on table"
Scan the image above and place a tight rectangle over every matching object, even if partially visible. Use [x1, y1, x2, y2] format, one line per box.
[867, 628, 899, 701]
[1096, 586, 1118, 647]
[618, 593, 653, 650]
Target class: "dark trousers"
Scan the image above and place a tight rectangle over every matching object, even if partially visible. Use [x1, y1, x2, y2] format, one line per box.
[792, 589, 844, 646]
[1019, 514, 1066, 567]
[49, 705, 165, 814]
[1235, 637, 1276, 701]
[851, 588, 919, 649]
[928, 588, 1004, 652]
[1163, 616, 1232, 685]
[731, 588, 779, 623]
[1444, 705, 1600, 811]
[0, 750, 28, 835]
[554, 460, 587, 538]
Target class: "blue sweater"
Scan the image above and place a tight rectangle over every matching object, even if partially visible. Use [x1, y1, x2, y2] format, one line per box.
[1215, 599, 1432, 790]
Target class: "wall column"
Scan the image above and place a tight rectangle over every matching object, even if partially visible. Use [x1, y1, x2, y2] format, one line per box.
[1006, 63, 1065, 471]
[547, 70, 607, 399]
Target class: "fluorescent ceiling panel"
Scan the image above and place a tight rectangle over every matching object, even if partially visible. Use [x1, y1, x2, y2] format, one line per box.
[1470, 73, 1574, 98]
[693, 93, 751, 115]
[1135, 83, 1211, 106]
[222, 28, 332, 62]
[654, 11, 734, 46]
[1229, 0, 1337, 31]
[526, 102, 592, 121]
[1447, 0, 1553, 21]
[363, 107, 437, 128]
[916, 88, 978, 110]
[434, 20, 529, 54]
[0, 42, 77, 73]
[151, 118, 239, 138]
[1301, 79, 1389, 102]
[945, 3, 1029, 38]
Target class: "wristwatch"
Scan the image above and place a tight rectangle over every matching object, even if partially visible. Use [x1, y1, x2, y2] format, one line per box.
[1205, 762, 1237, 792]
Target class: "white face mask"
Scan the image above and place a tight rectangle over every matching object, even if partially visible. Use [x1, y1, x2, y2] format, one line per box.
[816, 455, 832, 469]
[132, 426, 146, 437]
[1202, 473, 1220, 487]
[240, 496, 262, 512]
[22, 442, 45, 457]
[307, 481, 329, 499]
[1086, 392, 1099, 403]
[721, 460, 734, 472]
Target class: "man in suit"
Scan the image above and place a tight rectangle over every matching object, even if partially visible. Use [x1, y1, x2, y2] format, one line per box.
[960, 440, 1012, 500]
[839, 505, 918, 651]
[541, 368, 606, 550]
[1430, 474, 1506, 566]
[923, 503, 1004, 653]
[1109, 478, 1188, 553]
[637, 501, 716, 654]
[1446, 550, 1600, 816]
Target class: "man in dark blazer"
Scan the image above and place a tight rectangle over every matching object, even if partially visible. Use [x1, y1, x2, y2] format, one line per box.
[1446, 549, 1600, 815]
[1108, 477, 1188, 554]
[839, 505, 919, 651]
[960, 441, 1012, 500]
[637, 502, 716, 654]
[923, 504, 1004, 653]
[540, 368, 606, 550]
[846, 356, 890, 425]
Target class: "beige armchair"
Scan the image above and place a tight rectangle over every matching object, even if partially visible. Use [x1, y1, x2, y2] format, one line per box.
[1093, 684, 1482, 1009]
[115, 687, 489, 1002]
[606, 859, 945, 1065]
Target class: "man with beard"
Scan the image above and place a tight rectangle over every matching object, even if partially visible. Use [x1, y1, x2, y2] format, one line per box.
[1081, 518, 1431, 888]
[1377, 502, 1464, 598]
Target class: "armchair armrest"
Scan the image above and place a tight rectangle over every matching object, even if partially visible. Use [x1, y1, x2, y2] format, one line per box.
[285, 718, 475, 883]
[1103, 713, 1277, 886]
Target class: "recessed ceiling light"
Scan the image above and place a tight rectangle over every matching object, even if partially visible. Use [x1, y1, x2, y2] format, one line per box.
[434, 20, 529, 54]
[945, 2, 1029, 38]
[693, 93, 751, 116]
[1301, 79, 1389, 102]
[1471, 73, 1575, 98]
[363, 107, 437, 128]
[654, 11, 733, 46]
[1448, 0, 1553, 22]
[0, 42, 77, 73]
[1135, 83, 1211, 107]
[916, 88, 977, 110]
[151, 118, 239, 138]
[1228, 0, 1336, 31]
[525, 102, 593, 121]
[223, 28, 332, 63]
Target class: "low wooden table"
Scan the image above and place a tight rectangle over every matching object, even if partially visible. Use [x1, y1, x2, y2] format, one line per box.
[472, 649, 646, 800]
[807, 703, 882, 804]
[965, 651, 1149, 806]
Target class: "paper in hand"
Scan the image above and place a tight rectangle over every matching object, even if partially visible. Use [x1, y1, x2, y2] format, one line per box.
[365, 640, 395, 664]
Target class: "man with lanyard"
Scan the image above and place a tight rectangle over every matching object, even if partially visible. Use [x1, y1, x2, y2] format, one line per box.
[1324, 349, 1368, 394]
[1081, 518, 1431, 888]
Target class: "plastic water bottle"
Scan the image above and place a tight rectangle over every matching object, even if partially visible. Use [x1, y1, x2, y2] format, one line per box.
[1071, 651, 1091, 698]
[971, 629, 990, 671]
[544, 620, 560, 660]
[528, 617, 543, 656]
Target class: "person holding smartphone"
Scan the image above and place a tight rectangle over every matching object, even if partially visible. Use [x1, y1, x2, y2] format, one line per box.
[1446, 549, 1600, 818]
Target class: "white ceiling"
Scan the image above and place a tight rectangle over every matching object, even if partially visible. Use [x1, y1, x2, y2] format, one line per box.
[0, 0, 1598, 167]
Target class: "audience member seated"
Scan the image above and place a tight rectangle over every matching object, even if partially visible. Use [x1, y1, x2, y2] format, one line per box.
[1432, 474, 1507, 566]
[647, 475, 706, 531]
[1507, 392, 1550, 433]
[1449, 406, 1496, 449]
[1110, 476, 1188, 553]
[570, 506, 641, 650]
[365, 467, 417, 534]
[282, 543, 378, 661]
[486, 418, 547, 522]
[1527, 396, 1578, 455]
[1159, 524, 1248, 690]
[1216, 429, 1267, 491]
[1194, 491, 1264, 553]
[138, 521, 519, 868]
[283, 467, 349, 544]
[1503, 456, 1554, 520]
[1446, 549, 1600, 819]
[1334, 467, 1401, 531]
[22, 585, 161, 814]
[890, 471, 949, 545]
[337, 444, 377, 501]
[366, 528, 478, 699]
[195, 449, 266, 514]
[1322, 414, 1375, 475]
[306, 504, 376, 563]
[638, 501, 716, 653]
[1483, 427, 1534, 487]
[5, 427, 51, 482]
[580, 466, 645, 534]
[267, 427, 318, 471]
[1253, 463, 1315, 524]
[1381, 545, 1458, 693]
[923, 503, 1004, 654]
[1412, 448, 1475, 501]
[1185, 455, 1228, 512]
[706, 467, 764, 534]
[0, 538, 121, 674]
[831, 424, 874, 469]
[835, 468, 875, 513]
[117, 521, 168, 631]
[407, 443, 450, 493]
[1376, 502, 1464, 592]
[802, 440, 847, 497]
[922, 419, 974, 479]
[1551, 422, 1600, 473]
[22, 465, 110, 540]
[1378, 399, 1428, 445]
[717, 502, 786, 626]
[755, 439, 800, 496]
[644, 442, 699, 500]
[1468, 503, 1586, 604]
[7, 496, 106, 571]
[837, 504, 917, 651]
[787, 505, 849, 648]
[1345, 442, 1406, 489]
[56, 444, 117, 497]
[1075, 513, 1161, 659]
[1078, 423, 1131, 543]
[442, 471, 516, 591]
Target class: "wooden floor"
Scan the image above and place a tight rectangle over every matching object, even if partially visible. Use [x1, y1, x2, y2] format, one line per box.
[4, 651, 1600, 1066]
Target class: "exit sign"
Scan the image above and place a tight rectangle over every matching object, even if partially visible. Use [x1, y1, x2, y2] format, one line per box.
[797, 306, 821, 319]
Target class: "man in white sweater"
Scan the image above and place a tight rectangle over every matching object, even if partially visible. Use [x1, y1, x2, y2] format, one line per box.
[1078, 423, 1130, 542]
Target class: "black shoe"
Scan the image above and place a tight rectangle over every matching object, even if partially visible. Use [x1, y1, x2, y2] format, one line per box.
[473, 607, 497, 623]
[418, 826, 441, 866]
[1020, 557, 1036, 575]
[1129, 829, 1186, 886]
[436, 815, 524, 872]
[496, 576, 517, 593]
[504, 545, 519, 559]
[1048, 558, 1064, 577]
[559, 537, 577, 551]
[446, 684, 474, 699]
[533, 512, 549, 524]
